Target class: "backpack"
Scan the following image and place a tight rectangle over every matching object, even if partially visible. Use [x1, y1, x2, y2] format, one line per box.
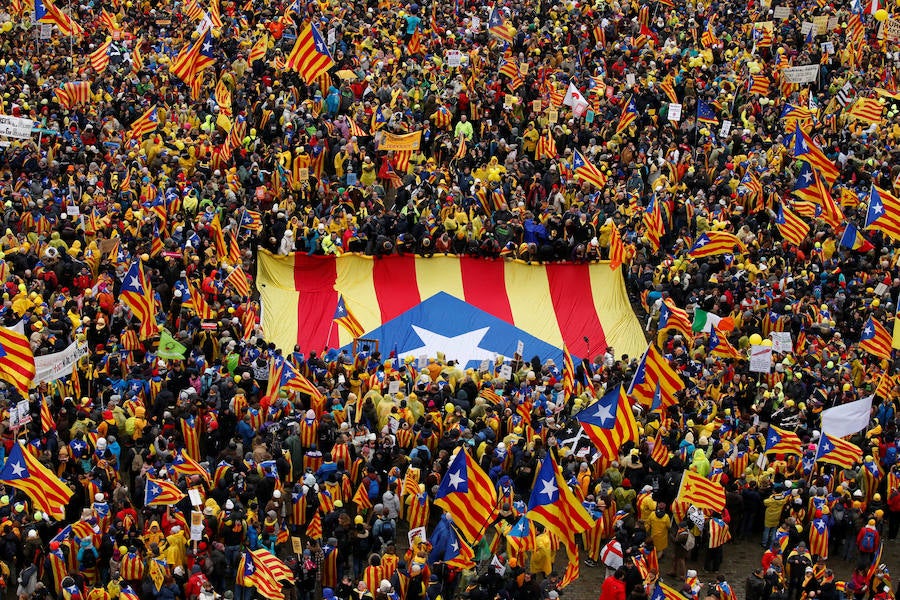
[831, 502, 846, 525]
[859, 528, 877, 553]
[379, 518, 395, 543]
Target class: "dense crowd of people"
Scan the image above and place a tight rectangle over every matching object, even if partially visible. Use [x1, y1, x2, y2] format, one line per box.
[1, 0, 900, 599]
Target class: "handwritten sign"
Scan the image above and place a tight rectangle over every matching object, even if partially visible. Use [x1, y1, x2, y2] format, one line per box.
[749, 345, 773, 373]
[720, 119, 733, 137]
[499, 364, 513, 380]
[773, 6, 791, 19]
[771, 332, 792, 353]
[446, 50, 462, 67]
[782, 65, 819, 84]
[547, 109, 558, 123]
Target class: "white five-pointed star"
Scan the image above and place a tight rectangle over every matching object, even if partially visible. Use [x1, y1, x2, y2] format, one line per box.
[129, 275, 141, 289]
[150, 484, 160, 495]
[802, 171, 813, 184]
[864, 324, 874, 336]
[539, 477, 558, 499]
[822, 441, 833, 452]
[203, 42, 212, 52]
[872, 202, 884, 215]
[9, 462, 24, 477]
[696, 237, 708, 246]
[404, 326, 495, 364]
[447, 470, 465, 489]
[450, 539, 459, 552]
[594, 401, 614, 425]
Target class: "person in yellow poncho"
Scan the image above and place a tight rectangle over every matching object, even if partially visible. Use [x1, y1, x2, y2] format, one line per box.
[530, 527, 556, 576]
[163, 525, 188, 569]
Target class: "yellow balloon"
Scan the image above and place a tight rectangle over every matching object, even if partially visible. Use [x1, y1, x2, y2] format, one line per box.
[748, 333, 763, 346]
[761, 339, 773, 347]
[875, 9, 888, 21]
[1, 22, 12, 32]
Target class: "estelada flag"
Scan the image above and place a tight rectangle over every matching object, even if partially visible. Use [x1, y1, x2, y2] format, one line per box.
[677, 470, 725, 512]
[256, 252, 645, 361]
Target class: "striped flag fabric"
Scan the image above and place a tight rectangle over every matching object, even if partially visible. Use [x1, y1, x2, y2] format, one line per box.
[659, 77, 678, 104]
[406, 30, 423, 54]
[36, 0, 84, 37]
[846, 97, 884, 124]
[0, 441, 72, 520]
[119, 260, 159, 339]
[333, 295, 364, 338]
[126, 105, 159, 141]
[185, 277, 215, 320]
[792, 162, 819, 203]
[628, 342, 683, 411]
[709, 325, 742, 360]
[608, 224, 625, 270]
[574, 384, 639, 460]
[276, 356, 324, 402]
[89, 39, 112, 72]
[809, 168, 842, 229]
[562, 344, 575, 398]
[708, 517, 731, 547]
[144, 477, 187, 506]
[347, 118, 368, 139]
[0, 327, 35, 396]
[499, 58, 524, 90]
[256, 252, 645, 360]
[775, 204, 809, 247]
[765, 425, 803, 455]
[792, 122, 840, 185]
[649, 429, 670, 466]
[236, 550, 286, 600]
[352, 482, 373, 510]
[527, 453, 596, 535]
[180, 416, 201, 460]
[209, 213, 227, 257]
[643, 194, 664, 251]
[840, 221, 874, 252]
[249, 33, 269, 64]
[487, 6, 514, 43]
[434, 448, 498, 543]
[651, 583, 683, 600]
[534, 130, 557, 160]
[859, 316, 893, 360]
[40, 395, 54, 433]
[182, 0, 206, 21]
[98, 9, 120, 31]
[746, 75, 770, 96]
[616, 96, 638, 134]
[848, 12, 865, 43]
[172, 449, 211, 486]
[225, 266, 250, 298]
[677, 470, 725, 511]
[815, 432, 862, 468]
[240, 209, 262, 232]
[688, 231, 746, 258]
[865, 185, 900, 241]
[571, 150, 607, 188]
[658, 298, 693, 340]
[285, 22, 335, 84]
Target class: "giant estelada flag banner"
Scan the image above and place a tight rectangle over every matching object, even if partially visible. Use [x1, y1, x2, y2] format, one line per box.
[257, 252, 645, 365]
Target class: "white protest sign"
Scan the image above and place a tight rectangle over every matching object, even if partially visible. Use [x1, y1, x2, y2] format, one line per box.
[626, 73, 636, 88]
[446, 50, 462, 67]
[719, 119, 732, 137]
[66, 205, 80, 217]
[770, 332, 793, 353]
[668, 103, 682, 121]
[408, 526, 427, 547]
[188, 488, 203, 506]
[773, 6, 791, 19]
[491, 555, 507, 576]
[418, 354, 428, 369]
[820, 42, 834, 55]
[388, 380, 401, 395]
[479, 359, 490, 372]
[40, 23, 53, 39]
[0, 115, 34, 140]
[782, 65, 819, 84]
[801, 21, 817, 36]
[499, 364, 513, 380]
[190, 511, 204, 540]
[515, 340, 524, 357]
[749, 345, 773, 373]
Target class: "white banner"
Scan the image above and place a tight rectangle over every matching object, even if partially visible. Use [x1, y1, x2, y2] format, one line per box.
[821, 395, 873, 438]
[0, 115, 34, 140]
[782, 65, 819, 84]
[885, 19, 900, 41]
[34, 341, 88, 385]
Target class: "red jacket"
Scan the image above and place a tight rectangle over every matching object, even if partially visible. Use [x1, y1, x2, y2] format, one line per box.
[600, 575, 626, 600]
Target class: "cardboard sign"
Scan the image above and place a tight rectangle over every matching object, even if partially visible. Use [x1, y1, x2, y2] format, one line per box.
[499, 364, 513, 380]
[532, 99, 542, 113]
[812, 15, 829, 35]
[190, 511, 204, 541]
[298, 168, 309, 182]
[771, 332, 792, 353]
[40, 23, 54, 39]
[519, 62, 528, 75]
[773, 6, 791, 19]
[291, 537, 303, 554]
[388, 380, 401, 395]
[479, 359, 490, 372]
[504, 94, 516, 107]
[749, 345, 773, 373]
[418, 354, 428, 369]
[801, 21, 816, 36]
[188, 488, 203, 506]
[547, 109, 558, 123]
[668, 103, 682, 121]
[885, 19, 900, 41]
